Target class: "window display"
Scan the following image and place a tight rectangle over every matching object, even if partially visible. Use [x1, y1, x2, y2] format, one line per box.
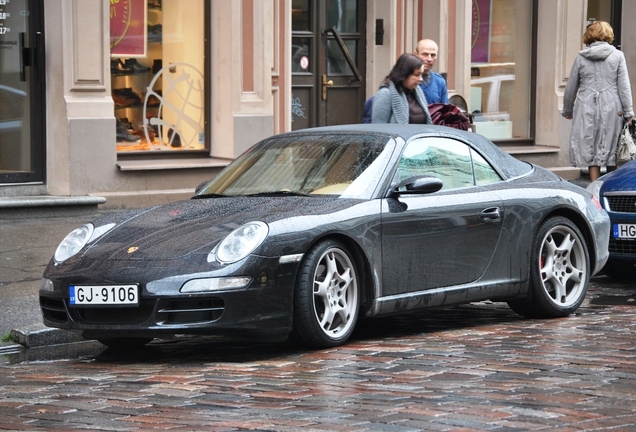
[109, 0, 205, 153]
[470, 0, 532, 140]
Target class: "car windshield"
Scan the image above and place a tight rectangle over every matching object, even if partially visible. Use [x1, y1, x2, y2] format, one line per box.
[196, 133, 395, 199]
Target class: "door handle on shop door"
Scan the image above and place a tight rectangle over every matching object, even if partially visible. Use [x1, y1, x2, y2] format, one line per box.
[322, 74, 333, 100]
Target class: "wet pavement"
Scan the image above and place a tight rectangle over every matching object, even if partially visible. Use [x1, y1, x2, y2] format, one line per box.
[4, 181, 636, 430]
[1, 275, 636, 431]
[0, 207, 121, 350]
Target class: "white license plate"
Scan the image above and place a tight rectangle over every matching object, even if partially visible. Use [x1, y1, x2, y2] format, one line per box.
[613, 224, 636, 240]
[69, 285, 139, 306]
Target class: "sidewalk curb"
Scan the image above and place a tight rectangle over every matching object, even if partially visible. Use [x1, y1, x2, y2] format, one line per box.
[9, 325, 85, 349]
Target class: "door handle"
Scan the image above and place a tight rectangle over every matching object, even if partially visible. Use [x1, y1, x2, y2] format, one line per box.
[480, 207, 501, 223]
[322, 74, 333, 100]
[323, 27, 363, 82]
[20, 33, 30, 82]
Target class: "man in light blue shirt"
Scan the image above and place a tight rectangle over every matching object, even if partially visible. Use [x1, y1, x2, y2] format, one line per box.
[414, 39, 448, 104]
[362, 38, 448, 123]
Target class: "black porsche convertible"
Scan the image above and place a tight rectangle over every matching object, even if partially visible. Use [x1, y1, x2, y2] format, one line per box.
[40, 124, 610, 349]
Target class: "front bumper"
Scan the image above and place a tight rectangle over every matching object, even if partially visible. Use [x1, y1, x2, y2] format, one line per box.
[40, 255, 298, 340]
[607, 218, 636, 261]
[602, 192, 636, 263]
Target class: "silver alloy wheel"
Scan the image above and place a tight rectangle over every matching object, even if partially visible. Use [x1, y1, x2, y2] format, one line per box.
[538, 224, 587, 308]
[312, 246, 359, 339]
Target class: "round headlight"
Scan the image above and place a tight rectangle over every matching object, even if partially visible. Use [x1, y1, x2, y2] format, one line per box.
[214, 221, 269, 264]
[54, 224, 94, 263]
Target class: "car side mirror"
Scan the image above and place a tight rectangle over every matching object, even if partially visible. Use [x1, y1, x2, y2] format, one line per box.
[389, 175, 443, 197]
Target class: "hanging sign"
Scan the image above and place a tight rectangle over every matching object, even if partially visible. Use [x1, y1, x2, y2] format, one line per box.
[110, 0, 147, 58]
[471, 0, 491, 63]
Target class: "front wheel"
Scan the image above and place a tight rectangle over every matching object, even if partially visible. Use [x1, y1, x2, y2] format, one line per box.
[508, 217, 590, 318]
[291, 239, 360, 348]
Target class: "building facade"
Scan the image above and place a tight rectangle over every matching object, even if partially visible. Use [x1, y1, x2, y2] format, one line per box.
[0, 0, 633, 208]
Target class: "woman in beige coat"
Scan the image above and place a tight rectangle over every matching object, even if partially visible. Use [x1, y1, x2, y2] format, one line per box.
[562, 21, 633, 181]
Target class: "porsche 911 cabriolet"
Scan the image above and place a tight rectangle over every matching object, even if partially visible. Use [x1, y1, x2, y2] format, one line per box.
[40, 124, 610, 349]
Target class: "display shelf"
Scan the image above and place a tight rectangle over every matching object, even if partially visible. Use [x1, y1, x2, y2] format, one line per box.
[111, 0, 166, 152]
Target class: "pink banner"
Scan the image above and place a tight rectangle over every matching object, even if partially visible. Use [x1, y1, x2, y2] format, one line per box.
[471, 0, 491, 63]
[110, 0, 147, 58]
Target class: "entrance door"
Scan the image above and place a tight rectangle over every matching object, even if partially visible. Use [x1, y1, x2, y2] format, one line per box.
[0, 0, 45, 183]
[586, 0, 622, 48]
[291, 0, 366, 129]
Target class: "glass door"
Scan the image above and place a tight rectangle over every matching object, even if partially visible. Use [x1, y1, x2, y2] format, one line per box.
[0, 0, 45, 183]
[291, 0, 366, 129]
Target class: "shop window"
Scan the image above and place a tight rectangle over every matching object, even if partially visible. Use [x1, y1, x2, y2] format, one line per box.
[110, 0, 205, 153]
[470, 0, 532, 140]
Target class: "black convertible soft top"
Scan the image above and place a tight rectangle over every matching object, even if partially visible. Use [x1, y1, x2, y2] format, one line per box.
[281, 124, 533, 181]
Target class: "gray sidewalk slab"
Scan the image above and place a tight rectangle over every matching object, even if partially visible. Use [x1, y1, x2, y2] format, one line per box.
[0, 206, 120, 351]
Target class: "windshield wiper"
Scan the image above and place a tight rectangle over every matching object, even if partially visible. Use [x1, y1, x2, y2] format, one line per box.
[244, 191, 312, 197]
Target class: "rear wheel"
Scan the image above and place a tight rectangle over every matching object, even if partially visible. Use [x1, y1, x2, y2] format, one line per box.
[508, 217, 589, 318]
[291, 239, 360, 348]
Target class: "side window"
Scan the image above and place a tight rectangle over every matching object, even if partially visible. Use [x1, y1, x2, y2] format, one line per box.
[397, 138, 473, 190]
[471, 149, 502, 186]
[396, 138, 501, 190]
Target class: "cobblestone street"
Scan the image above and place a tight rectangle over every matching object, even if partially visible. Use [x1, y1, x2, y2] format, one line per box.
[1, 277, 636, 431]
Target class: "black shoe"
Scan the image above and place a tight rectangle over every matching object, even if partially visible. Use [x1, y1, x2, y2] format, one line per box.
[124, 58, 151, 73]
[111, 59, 134, 75]
[152, 59, 162, 74]
[117, 117, 134, 131]
[116, 118, 141, 143]
[168, 128, 182, 147]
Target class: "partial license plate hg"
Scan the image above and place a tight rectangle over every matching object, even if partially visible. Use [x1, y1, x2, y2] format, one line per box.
[69, 285, 138, 306]
[613, 224, 636, 240]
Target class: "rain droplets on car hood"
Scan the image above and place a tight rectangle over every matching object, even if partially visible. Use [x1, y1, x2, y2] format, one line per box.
[81, 197, 355, 260]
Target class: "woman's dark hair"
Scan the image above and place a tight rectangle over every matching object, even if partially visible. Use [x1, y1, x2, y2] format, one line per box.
[382, 53, 423, 94]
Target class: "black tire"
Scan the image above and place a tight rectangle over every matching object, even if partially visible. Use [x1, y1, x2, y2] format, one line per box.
[507, 217, 590, 318]
[291, 239, 360, 348]
[97, 337, 153, 350]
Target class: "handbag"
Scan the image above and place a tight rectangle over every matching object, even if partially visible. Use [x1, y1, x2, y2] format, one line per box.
[617, 122, 636, 163]
[428, 103, 471, 131]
